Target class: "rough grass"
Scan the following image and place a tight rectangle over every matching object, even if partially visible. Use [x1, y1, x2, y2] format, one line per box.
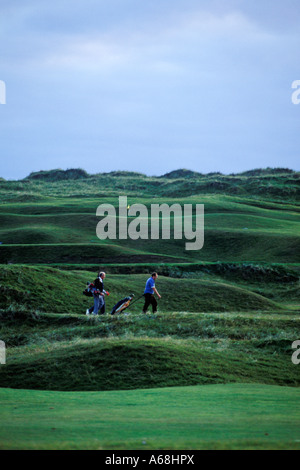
[1, 309, 299, 346]
[1, 168, 299, 201]
[1, 309, 299, 391]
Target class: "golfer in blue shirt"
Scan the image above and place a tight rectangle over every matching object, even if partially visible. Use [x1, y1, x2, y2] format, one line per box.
[142, 272, 161, 314]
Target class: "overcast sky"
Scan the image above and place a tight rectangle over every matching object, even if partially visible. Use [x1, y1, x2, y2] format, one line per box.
[0, 0, 299, 179]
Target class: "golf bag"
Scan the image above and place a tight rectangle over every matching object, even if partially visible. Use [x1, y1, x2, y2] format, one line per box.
[110, 294, 135, 315]
[83, 282, 98, 297]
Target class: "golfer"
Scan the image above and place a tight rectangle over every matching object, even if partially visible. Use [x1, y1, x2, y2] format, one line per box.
[142, 272, 161, 314]
[86, 271, 107, 315]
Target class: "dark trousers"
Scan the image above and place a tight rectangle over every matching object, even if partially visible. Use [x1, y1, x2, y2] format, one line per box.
[143, 294, 157, 313]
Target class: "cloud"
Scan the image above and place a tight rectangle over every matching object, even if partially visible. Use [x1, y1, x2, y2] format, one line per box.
[0, 1, 288, 68]
[0, 0, 299, 178]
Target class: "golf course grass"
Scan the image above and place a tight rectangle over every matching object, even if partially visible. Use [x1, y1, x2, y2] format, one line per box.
[0, 168, 299, 450]
[0, 384, 299, 450]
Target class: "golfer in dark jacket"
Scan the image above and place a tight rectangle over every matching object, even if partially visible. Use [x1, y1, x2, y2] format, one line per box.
[142, 272, 161, 314]
[86, 271, 107, 315]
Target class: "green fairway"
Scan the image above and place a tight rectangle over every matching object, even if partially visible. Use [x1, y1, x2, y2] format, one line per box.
[0, 384, 299, 450]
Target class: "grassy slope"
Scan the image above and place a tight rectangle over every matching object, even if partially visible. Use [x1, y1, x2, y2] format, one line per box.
[0, 384, 299, 449]
[0, 265, 282, 314]
[1, 335, 299, 391]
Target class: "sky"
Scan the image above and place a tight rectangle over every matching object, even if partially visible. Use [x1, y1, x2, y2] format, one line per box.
[0, 0, 299, 179]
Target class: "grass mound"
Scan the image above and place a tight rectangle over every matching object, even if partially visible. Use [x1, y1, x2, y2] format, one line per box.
[26, 168, 90, 181]
[0, 338, 208, 391]
[1, 334, 299, 392]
